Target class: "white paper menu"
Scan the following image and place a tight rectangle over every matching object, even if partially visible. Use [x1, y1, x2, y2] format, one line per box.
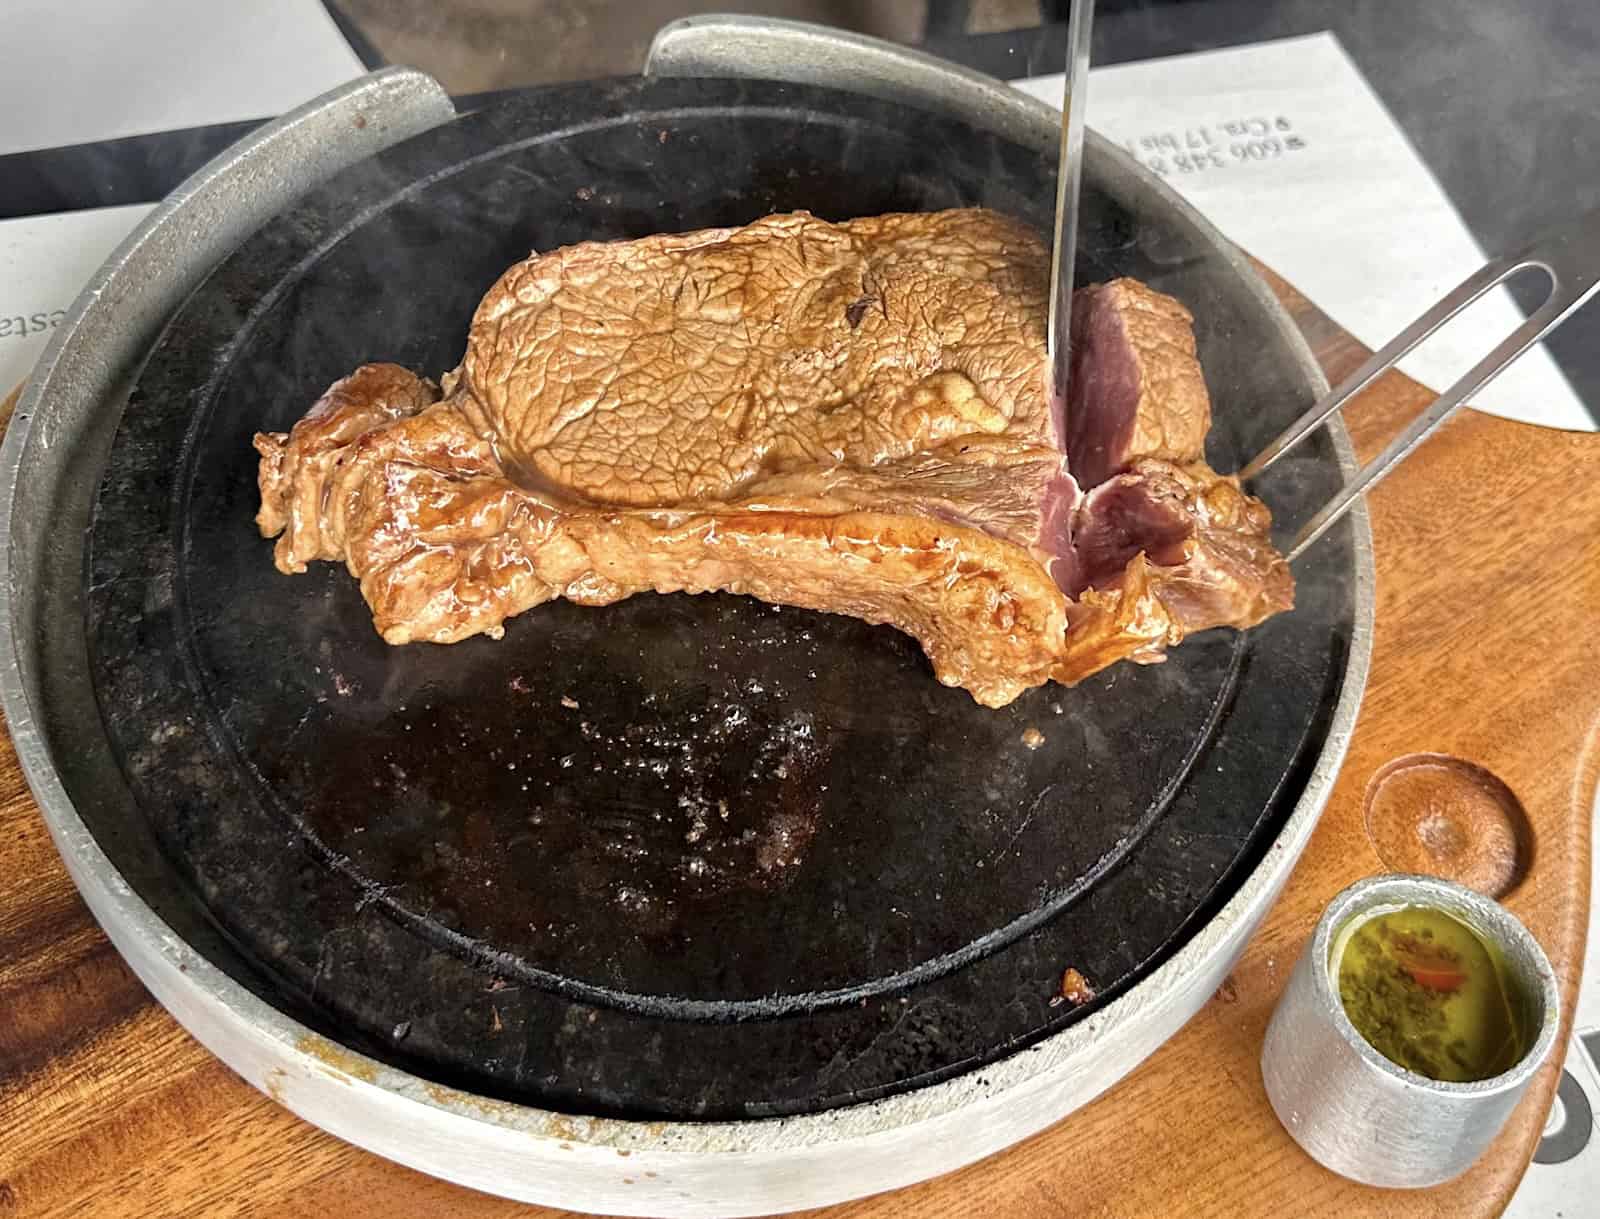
[1, 0, 363, 157]
[0, 0, 364, 400]
[1014, 32, 1595, 432]
[0, 203, 154, 400]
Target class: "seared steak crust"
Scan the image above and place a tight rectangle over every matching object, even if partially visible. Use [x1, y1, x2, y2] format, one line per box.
[255, 209, 1291, 707]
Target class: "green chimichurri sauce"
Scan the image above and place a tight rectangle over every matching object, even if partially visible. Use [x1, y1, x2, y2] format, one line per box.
[1332, 904, 1529, 1083]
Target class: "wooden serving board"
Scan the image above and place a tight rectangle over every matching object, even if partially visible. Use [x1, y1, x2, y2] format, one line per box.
[0, 274, 1595, 1218]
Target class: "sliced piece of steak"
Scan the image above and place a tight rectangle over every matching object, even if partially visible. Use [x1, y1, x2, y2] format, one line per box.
[1063, 278, 1212, 489]
[255, 208, 1290, 707]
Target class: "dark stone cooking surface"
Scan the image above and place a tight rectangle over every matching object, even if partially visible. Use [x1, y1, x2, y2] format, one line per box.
[84, 76, 1354, 1118]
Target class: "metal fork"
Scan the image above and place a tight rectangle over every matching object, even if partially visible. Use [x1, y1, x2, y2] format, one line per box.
[1242, 205, 1600, 562]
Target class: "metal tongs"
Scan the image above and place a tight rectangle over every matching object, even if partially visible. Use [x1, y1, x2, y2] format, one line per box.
[1045, 0, 1600, 564]
[1046, 0, 1093, 417]
[1243, 205, 1600, 560]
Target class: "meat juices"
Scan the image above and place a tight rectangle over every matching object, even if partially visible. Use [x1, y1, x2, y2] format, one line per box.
[255, 208, 1291, 708]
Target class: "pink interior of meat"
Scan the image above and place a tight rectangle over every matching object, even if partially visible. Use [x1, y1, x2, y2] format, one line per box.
[1039, 468, 1082, 595]
[1063, 476, 1193, 597]
[1064, 291, 1140, 491]
[1043, 289, 1194, 599]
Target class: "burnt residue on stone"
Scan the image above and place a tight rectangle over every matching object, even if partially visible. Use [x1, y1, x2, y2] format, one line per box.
[81, 74, 1355, 1120]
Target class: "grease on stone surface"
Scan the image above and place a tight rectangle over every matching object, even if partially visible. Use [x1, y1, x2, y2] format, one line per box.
[297, 604, 850, 991]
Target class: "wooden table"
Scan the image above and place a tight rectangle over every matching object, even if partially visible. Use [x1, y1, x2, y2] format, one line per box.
[1, 277, 1596, 1218]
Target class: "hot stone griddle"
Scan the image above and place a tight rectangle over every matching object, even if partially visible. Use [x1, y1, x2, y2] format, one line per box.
[82, 73, 1354, 1121]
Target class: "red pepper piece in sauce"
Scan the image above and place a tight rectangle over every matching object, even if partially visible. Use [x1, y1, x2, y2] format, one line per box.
[1388, 930, 1467, 994]
[1404, 963, 1467, 992]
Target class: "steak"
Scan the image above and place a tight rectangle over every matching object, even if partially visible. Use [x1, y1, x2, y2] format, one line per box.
[255, 208, 1291, 707]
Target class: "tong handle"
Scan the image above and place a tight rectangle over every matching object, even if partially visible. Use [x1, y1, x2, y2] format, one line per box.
[1243, 205, 1600, 561]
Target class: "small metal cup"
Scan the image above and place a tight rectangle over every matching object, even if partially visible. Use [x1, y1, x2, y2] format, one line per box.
[1261, 873, 1560, 1188]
